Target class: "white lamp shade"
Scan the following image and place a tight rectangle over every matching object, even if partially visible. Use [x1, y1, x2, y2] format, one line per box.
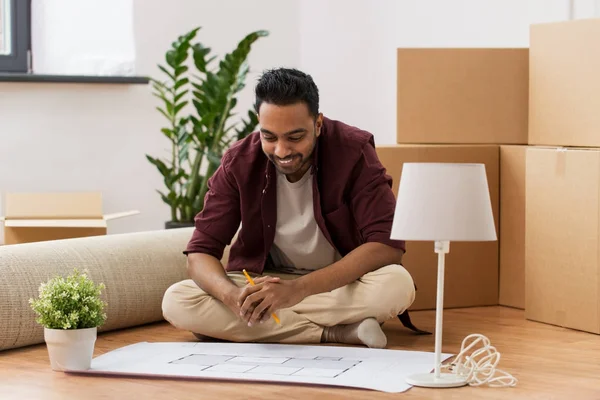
[391, 163, 497, 242]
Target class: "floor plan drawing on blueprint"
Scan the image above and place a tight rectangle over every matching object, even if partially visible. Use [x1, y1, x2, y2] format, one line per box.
[169, 352, 362, 379]
[68, 342, 453, 393]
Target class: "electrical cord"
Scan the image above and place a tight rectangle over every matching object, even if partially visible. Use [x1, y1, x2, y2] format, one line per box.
[441, 334, 518, 388]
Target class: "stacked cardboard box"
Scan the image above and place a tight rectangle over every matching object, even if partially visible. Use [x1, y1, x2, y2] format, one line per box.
[525, 18, 600, 334]
[377, 48, 529, 310]
[382, 18, 600, 334]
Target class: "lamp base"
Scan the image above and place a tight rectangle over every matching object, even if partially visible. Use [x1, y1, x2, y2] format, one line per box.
[406, 372, 468, 388]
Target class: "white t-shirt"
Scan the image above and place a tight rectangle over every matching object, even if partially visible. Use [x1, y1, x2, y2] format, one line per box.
[269, 168, 342, 275]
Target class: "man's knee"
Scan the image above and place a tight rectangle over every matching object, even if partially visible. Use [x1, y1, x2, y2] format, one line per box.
[367, 264, 416, 321]
[161, 279, 196, 328]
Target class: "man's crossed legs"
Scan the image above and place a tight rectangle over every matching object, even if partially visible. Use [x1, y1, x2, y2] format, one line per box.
[162, 264, 416, 349]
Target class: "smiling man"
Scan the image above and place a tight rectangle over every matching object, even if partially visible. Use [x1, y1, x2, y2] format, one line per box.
[162, 68, 416, 349]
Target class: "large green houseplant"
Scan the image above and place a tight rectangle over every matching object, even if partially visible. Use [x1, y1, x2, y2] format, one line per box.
[148, 27, 268, 228]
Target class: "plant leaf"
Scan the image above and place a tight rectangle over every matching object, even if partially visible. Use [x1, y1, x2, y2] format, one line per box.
[165, 101, 174, 115]
[174, 100, 188, 116]
[174, 91, 187, 104]
[174, 77, 189, 91]
[157, 189, 174, 206]
[158, 65, 175, 80]
[192, 43, 212, 73]
[161, 128, 174, 140]
[156, 106, 171, 121]
[166, 49, 179, 69]
[179, 142, 190, 163]
[146, 155, 171, 177]
[175, 66, 189, 77]
[236, 109, 259, 140]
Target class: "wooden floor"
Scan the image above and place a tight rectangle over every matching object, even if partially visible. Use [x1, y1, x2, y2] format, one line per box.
[1, 306, 600, 399]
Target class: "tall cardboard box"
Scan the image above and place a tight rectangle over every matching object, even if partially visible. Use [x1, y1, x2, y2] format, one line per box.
[397, 48, 529, 144]
[525, 147, 600, 334]
[0, 192, 139, 245]
[529, 19, 600, 147]
[499, 145, 527, 309]
[376, 144, 499, 310]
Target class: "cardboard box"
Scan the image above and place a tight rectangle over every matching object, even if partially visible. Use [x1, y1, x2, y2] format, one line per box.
[396, 48, 529, 144]
[0, 192, 139, 245]
[525, 147, 600, 334]
[499, 145, 527, 309]
[529, 19, 600, 147]
[376, 144, 499, 310]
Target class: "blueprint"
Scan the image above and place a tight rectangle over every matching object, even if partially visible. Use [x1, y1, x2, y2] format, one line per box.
[67, 342, 453, 393]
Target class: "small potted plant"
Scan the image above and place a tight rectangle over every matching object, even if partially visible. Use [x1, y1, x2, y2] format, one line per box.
[29, 268, 107, 371]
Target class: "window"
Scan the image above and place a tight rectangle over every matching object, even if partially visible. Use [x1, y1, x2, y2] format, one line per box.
[0, 0, 30, 73]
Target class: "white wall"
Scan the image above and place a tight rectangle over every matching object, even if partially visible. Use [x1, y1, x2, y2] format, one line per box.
[299, 0, 578, 145]
[0, 0, 300, 243]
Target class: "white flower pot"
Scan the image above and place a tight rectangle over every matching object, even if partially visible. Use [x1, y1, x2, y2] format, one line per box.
[44, 327, 97, 371]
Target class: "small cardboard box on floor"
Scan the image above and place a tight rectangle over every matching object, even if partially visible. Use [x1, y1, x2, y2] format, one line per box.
[396, 48, 529, 144]
[376, 144, 499, 310]
[529, 18, 600, 147]
[0, 192, 139, 245]
[525, 147, 600, 334]
[499, 145, 527, 309]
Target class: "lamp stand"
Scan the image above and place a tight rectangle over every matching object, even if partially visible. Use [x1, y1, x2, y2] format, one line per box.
[405, 240, 468, 388]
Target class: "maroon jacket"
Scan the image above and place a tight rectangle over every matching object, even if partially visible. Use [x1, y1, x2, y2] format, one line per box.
[184, 117, 405, 274]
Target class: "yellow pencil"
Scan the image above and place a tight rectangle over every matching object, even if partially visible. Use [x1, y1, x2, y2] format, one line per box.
[242, 269, 281, 325]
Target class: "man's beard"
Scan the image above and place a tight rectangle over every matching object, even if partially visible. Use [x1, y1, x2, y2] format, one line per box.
[267, 129, 317, 176]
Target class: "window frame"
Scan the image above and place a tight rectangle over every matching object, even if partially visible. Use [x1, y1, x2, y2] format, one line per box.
[0, 0, 30, 73]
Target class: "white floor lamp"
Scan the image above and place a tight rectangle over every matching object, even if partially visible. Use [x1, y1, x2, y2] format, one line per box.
[390, 163, 497, 388]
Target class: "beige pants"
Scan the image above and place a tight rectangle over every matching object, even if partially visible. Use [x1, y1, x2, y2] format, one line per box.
[162, 264, 416, 344]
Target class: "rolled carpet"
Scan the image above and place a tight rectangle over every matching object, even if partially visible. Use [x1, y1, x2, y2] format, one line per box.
[0, 227, 193, 351]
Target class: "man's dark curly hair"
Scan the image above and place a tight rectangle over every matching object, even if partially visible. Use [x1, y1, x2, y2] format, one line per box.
[254, 68, 320, 118]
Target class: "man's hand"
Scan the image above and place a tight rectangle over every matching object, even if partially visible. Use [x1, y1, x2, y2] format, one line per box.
[238, 278, 306, 326]
[222, 276, 281, 322]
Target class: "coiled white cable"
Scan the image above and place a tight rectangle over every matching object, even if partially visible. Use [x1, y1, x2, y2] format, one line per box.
[440, 334, 518, 388]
